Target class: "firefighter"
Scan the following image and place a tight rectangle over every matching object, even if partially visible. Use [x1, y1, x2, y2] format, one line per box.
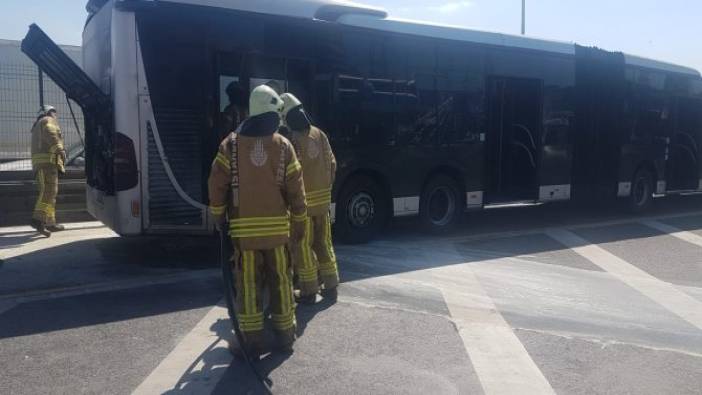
[208, 85, 307, 357]
[280, 93, 339, 304]
[30, 105, 66, 237]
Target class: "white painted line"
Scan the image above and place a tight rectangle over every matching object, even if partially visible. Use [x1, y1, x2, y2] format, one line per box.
[132, 302, 232, 395]
[547, 229, 702, 330]
[641, 220, 702, 248]
[427, 247, 555, 395]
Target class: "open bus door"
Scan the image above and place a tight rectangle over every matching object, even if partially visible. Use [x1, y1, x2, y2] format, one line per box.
[21, 24, 115, 194]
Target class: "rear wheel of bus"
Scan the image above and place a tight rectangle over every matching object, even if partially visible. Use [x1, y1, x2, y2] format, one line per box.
[420, 175, 463, 233]
[335, 175, 389, 244]
[628, 168, 654, 213]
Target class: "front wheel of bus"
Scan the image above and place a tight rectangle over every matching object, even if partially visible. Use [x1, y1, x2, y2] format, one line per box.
[628, 169, 654, 214]
[420, 175, 463, 232]
[335, 175, 388, 244]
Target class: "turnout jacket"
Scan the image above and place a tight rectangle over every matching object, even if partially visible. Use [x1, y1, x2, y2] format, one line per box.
[208, 124, 307, 250]
[31, 116, 65, 173]
[286, 126, 336, 217]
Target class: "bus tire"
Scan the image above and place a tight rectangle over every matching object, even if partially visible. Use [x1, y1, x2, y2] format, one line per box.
[335, 175, 388, 244]
[419, 174, 462, 232]
[628, 168, 654, 214]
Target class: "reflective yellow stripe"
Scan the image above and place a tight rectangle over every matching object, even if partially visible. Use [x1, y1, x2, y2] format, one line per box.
[214, 152, 230, 171]
[297, 266, 318, 282]
[286, 160, 301, 177]
[209, 205, 226, 215]
[232, 226, 290, 237]
[232, 229, 290, 238]
[231, 224, 290, 229]
[231, 216, 289, 224]
[303, 217, 315, 276]
[242, 251, 256, 317]
[291, 211, 307, 222]
[320, 215, 339, 277]
[307, 188, 332, 197]
[274, 246, 293, 327]
[238, 312, 264, 331]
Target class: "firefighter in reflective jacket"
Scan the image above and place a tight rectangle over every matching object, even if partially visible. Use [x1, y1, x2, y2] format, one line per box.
[208, 85, 307, 356]
[30, 105, 66, 237]
[280, 93, 339, 304]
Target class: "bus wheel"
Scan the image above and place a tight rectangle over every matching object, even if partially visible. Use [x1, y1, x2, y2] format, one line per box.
[335, 175, 388, 244]
[628, 169, 654, 213]
[420, 175, 462, 232]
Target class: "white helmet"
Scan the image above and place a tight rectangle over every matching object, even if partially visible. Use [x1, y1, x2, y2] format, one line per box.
[38, 105, 56, 116]
[249, 85, 283, 117]
[280, 93, 303, 119]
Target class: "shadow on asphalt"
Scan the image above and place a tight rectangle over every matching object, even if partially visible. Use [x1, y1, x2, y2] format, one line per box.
[0, 277, 222, 340]
[339, 195, 702, 282]
[163, 301, 336, 395]
[0, 195, 700, 341]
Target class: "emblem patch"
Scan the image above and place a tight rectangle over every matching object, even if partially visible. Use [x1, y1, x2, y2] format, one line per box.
[307, 139, 320, 159]
[250, 139, 268, 167]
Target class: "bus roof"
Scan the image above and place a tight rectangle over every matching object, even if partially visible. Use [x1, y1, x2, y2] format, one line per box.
[157, 0, 386, 20]
[153, 0, 700, 77]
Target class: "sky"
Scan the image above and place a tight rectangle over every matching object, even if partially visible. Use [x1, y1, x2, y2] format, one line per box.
[1, 0, 700, 72]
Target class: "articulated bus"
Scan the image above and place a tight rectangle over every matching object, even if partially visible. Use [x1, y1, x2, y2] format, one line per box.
[22, 0, 702, 242]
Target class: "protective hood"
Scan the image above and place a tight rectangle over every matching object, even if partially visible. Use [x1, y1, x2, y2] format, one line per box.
[238, 112, 281, 137]
[285, 105, 312, 132]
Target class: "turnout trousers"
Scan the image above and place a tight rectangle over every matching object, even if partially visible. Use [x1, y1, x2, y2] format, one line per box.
[290, 212, 340, 297]
[231, 245, 296, 351]
[32, 166, 58, 226]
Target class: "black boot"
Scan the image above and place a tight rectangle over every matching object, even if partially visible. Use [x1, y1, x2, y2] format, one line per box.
[320, 287, 338, 302]
[46, 224, 65, 232]
[30, 219, 51, 238]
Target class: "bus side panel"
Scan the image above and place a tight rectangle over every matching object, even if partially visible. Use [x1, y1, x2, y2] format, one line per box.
[572, 46, 626, 203]
[109, 8, 142, 235]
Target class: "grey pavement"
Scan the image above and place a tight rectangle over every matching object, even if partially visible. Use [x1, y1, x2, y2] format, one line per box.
[1, 196, 702, 394]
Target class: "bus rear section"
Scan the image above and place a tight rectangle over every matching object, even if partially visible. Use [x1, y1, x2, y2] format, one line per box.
[573, 46, 702, 211]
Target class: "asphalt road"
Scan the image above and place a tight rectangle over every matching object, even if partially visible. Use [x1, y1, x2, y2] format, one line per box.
[1, 196, 702, 394]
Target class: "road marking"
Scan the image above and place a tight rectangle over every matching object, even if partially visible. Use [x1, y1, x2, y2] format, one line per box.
[641, 220, 702, 248]
[132, 302, 232, 395]
[547, 229, 702, 330]
[423, 246, 556, 395]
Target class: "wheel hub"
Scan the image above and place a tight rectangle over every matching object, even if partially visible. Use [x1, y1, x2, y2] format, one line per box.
[347, 192, 374, 228]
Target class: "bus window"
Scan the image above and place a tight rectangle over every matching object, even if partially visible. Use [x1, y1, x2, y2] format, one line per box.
[219, 75, 240, 112]
[286, 59, 314, 112]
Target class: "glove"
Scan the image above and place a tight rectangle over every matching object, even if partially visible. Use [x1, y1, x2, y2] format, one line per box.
[213, 215, 226, 232]
[291, 219, 306, 242]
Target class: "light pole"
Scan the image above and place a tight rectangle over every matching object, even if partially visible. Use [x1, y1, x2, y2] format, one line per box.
[521, 0, 526, 35]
